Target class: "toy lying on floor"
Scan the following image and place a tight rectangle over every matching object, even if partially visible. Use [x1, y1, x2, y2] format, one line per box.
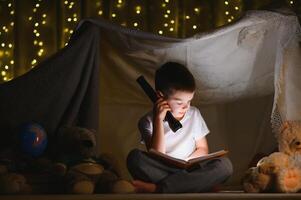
[0, 126, 135, 194]
[242, 121, 301, 193]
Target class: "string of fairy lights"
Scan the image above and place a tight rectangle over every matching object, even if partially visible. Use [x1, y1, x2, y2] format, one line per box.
[97, 0, 104, 17]
[158, 0, 175, 35]
[28, 0, 47, 68]
[224, 0, 243, 23]
[62, 0, 80, 47]
[0, 1, 15, 82]
[0, 0, 299, 83]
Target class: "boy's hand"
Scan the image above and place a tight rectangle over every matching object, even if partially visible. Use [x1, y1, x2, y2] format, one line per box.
[153, 92, 171, 121]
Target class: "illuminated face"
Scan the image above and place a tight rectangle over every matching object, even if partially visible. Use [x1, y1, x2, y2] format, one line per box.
[165, 90, 194, 120]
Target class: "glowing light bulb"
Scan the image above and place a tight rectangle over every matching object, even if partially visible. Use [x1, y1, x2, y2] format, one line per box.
[170, 20, 175, 24]
[164, 23, 168, 27]
[194, 8, 199, 13]
[164, 14, 168, 18]
[133, 22, 138, 27]
[166, 10, 170, 14]
[235, 6, 239, 10]
[1, 71, 6, 76]
[224, 1, 229, 5]
[193, 25, 197, 29]
[10, 60, 14, 65]
[5, 65, 9, 69]
[42, 14, 47, 18]
[67, 18, 72, 22]
[186, 15, 190, 19]
[38, 49, 44, 56]
[158, 30, 163, 35]
[31, 59, 37, 65]
[1, 43, 5, 47]
[98, 10, 103, 15]
[112, 13, 116, 18]
[169, 27, 174, 31]
[8, 44, 13, 48]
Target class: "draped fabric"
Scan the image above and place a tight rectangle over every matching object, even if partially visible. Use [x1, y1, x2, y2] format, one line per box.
[0, 22, 100, 155]
[0, 9, 300, 185]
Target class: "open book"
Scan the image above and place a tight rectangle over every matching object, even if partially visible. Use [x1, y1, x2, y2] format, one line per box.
[148, 148, 228, 169]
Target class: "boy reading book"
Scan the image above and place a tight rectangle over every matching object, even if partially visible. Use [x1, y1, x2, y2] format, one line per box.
[127, 62, 233, 193]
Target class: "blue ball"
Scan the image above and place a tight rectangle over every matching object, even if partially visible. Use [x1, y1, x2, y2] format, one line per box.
[19, 123, 48, 157]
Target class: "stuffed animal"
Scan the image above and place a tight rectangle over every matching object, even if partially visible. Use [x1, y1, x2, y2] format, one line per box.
[0, 164, 32, 194]
[55, 126, 135, 194]
[0, 126, 135, 194]
[242, 121, 301, 193]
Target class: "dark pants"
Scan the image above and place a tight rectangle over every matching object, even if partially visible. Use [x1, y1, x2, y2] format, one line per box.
[127, 148, 233, 193]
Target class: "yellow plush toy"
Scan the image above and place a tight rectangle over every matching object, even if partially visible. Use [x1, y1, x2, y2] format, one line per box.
[242, 121, 301, 193]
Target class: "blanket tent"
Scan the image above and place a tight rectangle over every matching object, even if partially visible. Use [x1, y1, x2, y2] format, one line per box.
[0, 9, 300, 186]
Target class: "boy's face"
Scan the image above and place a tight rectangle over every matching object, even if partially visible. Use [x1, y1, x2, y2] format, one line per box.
[165, 90, 195, 120]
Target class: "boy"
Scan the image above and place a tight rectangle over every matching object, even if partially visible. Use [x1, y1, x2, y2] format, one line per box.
[127, 62, 233, 193]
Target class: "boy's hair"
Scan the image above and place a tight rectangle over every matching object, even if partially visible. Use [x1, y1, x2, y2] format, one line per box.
[155, 62, 196, 97]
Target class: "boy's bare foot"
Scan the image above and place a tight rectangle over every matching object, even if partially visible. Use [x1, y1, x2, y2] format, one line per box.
[132, 180, 157, 193]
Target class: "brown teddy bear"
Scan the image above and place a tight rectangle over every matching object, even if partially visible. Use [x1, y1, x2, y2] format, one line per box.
[242, 121, 301, 193]
[55, 126, 135, 194]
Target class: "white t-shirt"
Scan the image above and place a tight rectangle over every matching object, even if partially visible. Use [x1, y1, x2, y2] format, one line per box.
[138, 106, 209, 160]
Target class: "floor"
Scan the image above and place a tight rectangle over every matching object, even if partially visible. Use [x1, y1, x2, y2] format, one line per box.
[1, 192, 301, 200]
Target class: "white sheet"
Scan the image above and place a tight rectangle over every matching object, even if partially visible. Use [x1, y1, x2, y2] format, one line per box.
[77, 9, 301, 185]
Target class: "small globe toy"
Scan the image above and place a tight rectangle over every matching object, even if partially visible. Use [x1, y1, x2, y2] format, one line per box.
[19, 123, 48, 157]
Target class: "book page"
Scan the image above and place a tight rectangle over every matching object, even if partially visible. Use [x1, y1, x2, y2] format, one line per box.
[148, 148, 228, 169]
[187, 150, 228, 164]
